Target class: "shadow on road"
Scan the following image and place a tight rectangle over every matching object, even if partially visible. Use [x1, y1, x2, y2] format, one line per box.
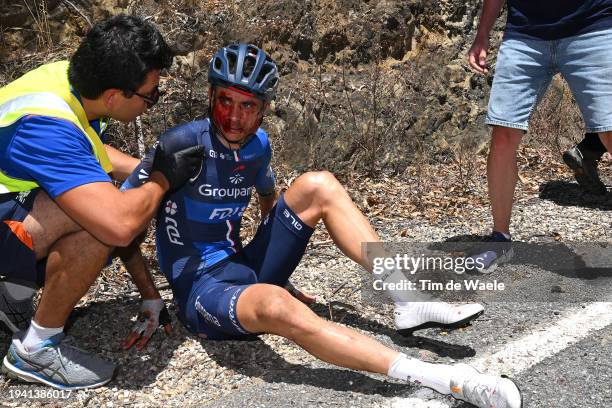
[539, 180, 612, 210]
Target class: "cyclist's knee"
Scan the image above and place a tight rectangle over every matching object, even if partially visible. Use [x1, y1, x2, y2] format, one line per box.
[298, 171, 342, 203]
[256, 285, 294, 323]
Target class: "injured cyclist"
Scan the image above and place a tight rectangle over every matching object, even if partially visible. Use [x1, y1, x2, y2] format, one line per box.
[119, 43, 522, 408]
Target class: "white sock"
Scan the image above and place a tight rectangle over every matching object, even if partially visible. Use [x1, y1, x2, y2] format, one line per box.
[387, 353, 452, 394]
[22, 320, 63, 352]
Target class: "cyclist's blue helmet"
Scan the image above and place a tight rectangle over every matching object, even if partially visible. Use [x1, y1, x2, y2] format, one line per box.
[208, 43, 279, 102]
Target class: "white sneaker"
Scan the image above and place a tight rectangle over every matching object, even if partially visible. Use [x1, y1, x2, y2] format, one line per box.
[394, 302, 484, 335]
[450, 363, 522, 408]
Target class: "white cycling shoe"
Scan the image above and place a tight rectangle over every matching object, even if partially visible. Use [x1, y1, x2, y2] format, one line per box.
[450, 363, 523, 408]
[394, 302, 484, 336]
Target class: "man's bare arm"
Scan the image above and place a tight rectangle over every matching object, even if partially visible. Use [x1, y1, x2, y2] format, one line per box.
[475, 0, 506, 41]
[468, 0, 506, 74]
[56, 143, 204, 247]
[55, 173, 169, 247]
[105, 144, 140, 181]
[114, 240, 160, 299]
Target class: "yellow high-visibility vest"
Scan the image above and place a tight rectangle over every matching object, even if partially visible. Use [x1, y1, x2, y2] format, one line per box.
[0, 60, 112, 193]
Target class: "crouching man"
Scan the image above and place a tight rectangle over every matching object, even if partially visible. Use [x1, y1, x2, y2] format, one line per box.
[0, 15, 203, 389]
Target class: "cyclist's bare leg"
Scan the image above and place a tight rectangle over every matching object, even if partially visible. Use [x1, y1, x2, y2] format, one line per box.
[283, 171, 385, 271]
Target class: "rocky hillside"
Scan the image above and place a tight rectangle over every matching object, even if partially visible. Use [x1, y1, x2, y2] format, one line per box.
[0, 0, 585, 176]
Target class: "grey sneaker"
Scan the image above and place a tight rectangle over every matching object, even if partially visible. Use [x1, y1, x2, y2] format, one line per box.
[562, 146, 607, 195]
[0, 280, 36, 334]
[1, 333, 116, 390]
[450, 363, 522, 408]
[466, 232, 514, 274]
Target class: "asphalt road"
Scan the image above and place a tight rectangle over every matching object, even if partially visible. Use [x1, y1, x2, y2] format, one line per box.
[205, 261, 612, 408]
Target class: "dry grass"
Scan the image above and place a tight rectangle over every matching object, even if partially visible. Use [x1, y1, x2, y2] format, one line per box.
[23, 0, 53, 50]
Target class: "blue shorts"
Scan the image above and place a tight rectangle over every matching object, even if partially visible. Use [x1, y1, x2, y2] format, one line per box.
[0, 190, 45, 287]
[173, 195, 314, 340]
[487, 27, 612, 133]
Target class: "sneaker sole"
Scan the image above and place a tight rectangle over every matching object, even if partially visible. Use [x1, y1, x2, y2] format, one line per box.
[2, 356, 115, 390]
[397, 309, 484, 337]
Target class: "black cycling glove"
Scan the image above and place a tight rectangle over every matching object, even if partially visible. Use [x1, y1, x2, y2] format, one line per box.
[151, 141, 204, 191]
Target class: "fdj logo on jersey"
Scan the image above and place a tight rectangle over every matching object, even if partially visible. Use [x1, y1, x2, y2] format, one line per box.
[165, 200, 177, 215]
[164, 200, 183, 245]
[209, 206, 247, 220]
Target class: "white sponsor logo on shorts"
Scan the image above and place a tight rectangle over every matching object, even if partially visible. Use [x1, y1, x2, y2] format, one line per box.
[195, 296, 221, 327]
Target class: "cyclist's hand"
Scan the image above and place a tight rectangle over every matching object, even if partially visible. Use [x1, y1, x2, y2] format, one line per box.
[123, 298, 172, 351]
[468, 37, 490, 74]
[151, 141, 204, 192]
[285, 281, 316, 305]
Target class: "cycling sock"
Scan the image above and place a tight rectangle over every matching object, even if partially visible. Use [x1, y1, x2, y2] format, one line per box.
[387, 353, 452, 394]
[22, 320, 63, 352]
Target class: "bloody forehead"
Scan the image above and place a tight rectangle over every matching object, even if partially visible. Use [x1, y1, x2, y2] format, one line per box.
[214, 85, 257, 99]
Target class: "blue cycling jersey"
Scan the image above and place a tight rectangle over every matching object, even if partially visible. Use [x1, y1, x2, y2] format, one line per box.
[123, 118, 276, 278]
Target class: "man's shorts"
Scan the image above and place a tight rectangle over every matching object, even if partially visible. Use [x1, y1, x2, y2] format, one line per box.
[0, 190, 45, 287]
[173, 195, 314, 340]
[486, 27, 612, 133]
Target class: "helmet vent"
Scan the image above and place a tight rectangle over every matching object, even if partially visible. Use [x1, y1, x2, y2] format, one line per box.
[227, 52, 237, 74]
[214, 57, 223, 71]
[243, 55, 257, 78]
[257, 64, 272, 83]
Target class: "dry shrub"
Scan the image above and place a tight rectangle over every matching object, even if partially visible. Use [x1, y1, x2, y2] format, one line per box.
[269, 48, 452, 178]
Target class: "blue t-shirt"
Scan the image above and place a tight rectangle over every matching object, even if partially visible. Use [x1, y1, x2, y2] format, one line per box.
[0, 115, 111, 198]
[123, 118, 276, 280]
[506, 0, 612, 40]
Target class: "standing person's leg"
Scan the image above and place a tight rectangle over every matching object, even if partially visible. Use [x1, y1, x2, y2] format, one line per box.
[236, 283, 522, 408]
[488, 127, 523, 234]
[485, 36, 554, 236]
[1, 190, 116, 389]
[559, 27, 612, 193]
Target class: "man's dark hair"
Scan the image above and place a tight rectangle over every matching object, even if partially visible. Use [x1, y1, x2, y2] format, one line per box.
[69, 14, 173, 99]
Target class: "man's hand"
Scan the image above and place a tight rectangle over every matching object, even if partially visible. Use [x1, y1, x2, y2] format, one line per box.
[468, 37, 490, 74]
[123, 298, 172, 351]
[151, 141, 204, 192]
